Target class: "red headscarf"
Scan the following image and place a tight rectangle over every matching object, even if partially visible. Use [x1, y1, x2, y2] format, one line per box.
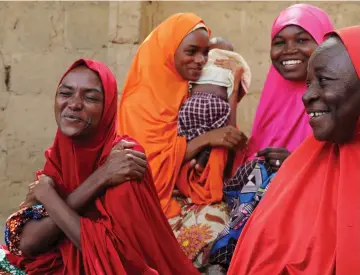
[7, 59, 199, 274]
[228, 26, 360, 275]
[39, 59, 120, 195]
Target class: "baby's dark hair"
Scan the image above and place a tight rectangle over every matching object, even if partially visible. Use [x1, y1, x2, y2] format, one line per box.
[209, 37, 234, 51]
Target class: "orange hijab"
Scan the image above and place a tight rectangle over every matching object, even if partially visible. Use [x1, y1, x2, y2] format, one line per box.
[228, 26, 360, 275]
[117, 13, 226, 218]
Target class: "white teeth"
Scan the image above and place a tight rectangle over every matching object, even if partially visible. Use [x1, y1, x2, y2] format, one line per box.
[309, 112, 329, 118]
[282, 60, 302, 65]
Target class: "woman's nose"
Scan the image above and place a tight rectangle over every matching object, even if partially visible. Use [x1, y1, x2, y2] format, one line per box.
[302, 86, 319, 107]
[195, 54, 206, 65]
[68, 94, 83, 110]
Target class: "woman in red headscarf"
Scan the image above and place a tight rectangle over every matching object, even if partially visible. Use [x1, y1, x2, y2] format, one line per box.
[0, 59, 199, 274]
[228, 25, 360, 274]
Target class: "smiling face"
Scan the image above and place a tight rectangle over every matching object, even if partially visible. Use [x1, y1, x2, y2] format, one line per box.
[303, 36, 360, 143]
[174, 28, 210, 81]
[271, 25, 318, 81]
[55, 66, 104, 140]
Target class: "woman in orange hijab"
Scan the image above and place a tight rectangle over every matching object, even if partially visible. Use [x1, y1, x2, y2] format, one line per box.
[228, 25, 360, 274]
[117, 13, 245, 271]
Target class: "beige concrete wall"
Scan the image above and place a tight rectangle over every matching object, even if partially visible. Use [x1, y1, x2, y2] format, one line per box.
[0, 1, 359, 239]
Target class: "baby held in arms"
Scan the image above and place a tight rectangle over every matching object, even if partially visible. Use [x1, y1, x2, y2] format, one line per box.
[178, 37, 251, 172]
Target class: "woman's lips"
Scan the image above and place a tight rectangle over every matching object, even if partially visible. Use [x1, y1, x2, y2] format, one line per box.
[63, 115, 84, 123]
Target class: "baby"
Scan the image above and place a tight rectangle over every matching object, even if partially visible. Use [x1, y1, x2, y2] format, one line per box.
[178, 37, 251, 170]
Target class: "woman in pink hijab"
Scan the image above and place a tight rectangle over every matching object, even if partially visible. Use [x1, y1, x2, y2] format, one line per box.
[249, 3, 334, 169]
[209, 4, 334, 270]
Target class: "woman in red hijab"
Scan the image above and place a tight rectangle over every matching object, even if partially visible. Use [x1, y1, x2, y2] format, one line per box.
[0, 59, 199, 274]
[228, 25, 360, 274]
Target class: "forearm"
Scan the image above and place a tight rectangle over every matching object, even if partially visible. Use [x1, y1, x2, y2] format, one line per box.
[19, 167, 107, 256]
[183, 134, 210, 163]
[40, 188, 81, 250]
[66, 166, 106, 213]
[229, 92, 238, 127]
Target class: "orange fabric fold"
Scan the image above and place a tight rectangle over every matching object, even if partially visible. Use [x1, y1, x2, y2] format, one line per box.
[228, 26, 360, 275]
[117, 13, 226, 218]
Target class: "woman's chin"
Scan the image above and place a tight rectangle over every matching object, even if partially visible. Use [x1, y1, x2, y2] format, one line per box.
[59, 126, 84, 138]
[187, 72, 201, 82]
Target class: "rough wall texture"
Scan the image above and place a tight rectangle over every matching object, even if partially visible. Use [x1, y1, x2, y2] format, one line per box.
[0, 1, 359, 238]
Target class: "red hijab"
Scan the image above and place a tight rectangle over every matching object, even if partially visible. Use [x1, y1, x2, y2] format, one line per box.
[228, 26, 360, 275]
[8, 59, 198, 274]
[38, 59, 120, 195]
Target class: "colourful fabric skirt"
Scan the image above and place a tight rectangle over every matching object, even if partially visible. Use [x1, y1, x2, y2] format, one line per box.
[168, 190, 229, 273]
[0, 246, 24, 275]
[209, 159, 275, 268]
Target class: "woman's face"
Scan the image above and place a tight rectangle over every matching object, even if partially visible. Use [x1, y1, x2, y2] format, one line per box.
[303, 36, 360, 143]
[55, 66, 104, 140]
[271, 25, 318, 81]
[174, 28, 210, 81]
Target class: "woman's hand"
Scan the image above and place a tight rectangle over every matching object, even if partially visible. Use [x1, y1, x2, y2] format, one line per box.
[20, 175, 55, 208]
[256, 147, 291, 171]
[215, 58, 238, 73]
[103, 140, 147, 186]
[206, 125, 248, 150]
[19, 181, 39, 209]
[28, 175, 56, 204]
[188, 126, 248, 174]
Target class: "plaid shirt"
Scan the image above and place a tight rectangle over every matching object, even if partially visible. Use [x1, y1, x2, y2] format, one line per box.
[178, 92, 230, 141]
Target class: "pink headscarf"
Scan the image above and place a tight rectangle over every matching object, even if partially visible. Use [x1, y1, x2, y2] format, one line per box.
[247, 4, 334, 157]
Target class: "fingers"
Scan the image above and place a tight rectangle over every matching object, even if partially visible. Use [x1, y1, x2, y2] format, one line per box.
[194, 163, 205, 173]
[214, 59, 232, 70]
[127, 169, 145, 181]
[113, 140, 136, 150]
[267, 158, 282, 168]
[214, 59, 227, 64]
[29, 181, 38, 189]
[266, 152, 288, 162]
[19, 198, 37, 209]
[126, 153, 147, 169]
[225, 130, 248, 149]
[124, 164, 146, 182]
[189, 159, 197, 168]
[123, 149, 146, 160]
[124, 155, 148, 179]
[112, 148, 146, 160]
[256, 147, 271, 157]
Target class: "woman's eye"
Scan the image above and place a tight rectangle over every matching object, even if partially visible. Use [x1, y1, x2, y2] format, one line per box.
[86, 97, 99, 101]
[273, 40, 285, 46]
[59, 91, 72, 97]
[318, 77, 328, 87]
[185, 49, 196, 55]
[297, 38, 309, 44]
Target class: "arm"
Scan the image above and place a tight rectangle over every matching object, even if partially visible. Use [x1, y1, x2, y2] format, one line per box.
[19, 141, 147, 256]
[224, 96, 238, 179]
[37, 185, 82, 250]
[228, 84, 240, 127]
[19, 166, 107, 256]
[183, 134, 210, 163]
